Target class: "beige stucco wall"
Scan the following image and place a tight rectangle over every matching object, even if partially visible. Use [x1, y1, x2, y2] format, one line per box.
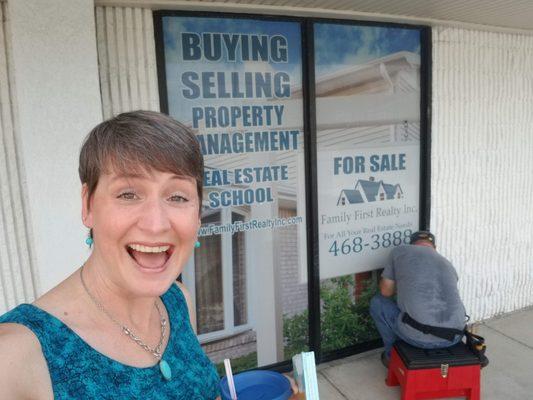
[1, 0, 102, 304]
[0, 1, 38, 311]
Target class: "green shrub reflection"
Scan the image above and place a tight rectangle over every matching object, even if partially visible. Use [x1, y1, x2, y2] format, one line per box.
[283, 275, 379, 356]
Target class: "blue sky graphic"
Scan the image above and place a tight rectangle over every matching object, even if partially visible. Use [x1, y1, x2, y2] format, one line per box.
[163, 16, 302, 122]
[164, 17, 301, 66]
[162, 18, 421, 122]
[314, 23, 420, 76]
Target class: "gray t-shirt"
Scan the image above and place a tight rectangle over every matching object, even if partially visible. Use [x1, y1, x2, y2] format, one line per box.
[382, 245, 466, 344]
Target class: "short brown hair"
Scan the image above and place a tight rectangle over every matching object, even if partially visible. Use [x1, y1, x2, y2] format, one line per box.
[79, 110, 203, 209]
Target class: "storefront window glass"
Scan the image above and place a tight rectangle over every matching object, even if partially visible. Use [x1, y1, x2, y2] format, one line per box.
[156, 12, 429, 369]
[195, 212, 224, 334]
[232, 212, 247, 327]
[159, 14, 308, 370]
[314, 22, 423, 353]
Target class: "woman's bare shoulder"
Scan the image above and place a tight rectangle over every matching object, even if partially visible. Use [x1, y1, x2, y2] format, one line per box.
[0, 321, 42, 352]
[0, 323, 53, 399]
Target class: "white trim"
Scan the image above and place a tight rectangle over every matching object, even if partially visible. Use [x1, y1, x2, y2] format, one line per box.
[221, 207, 234, 332]
[244, 217, 254, 328]
[211, 94, 419, 132]
[199, 324, 252, 345]
[95, 0, 533, 36]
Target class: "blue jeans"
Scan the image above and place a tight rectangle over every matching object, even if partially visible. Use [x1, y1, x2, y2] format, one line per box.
[369, 294, 462, 357]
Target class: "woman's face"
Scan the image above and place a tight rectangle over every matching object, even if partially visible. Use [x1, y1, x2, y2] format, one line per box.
[82, 168, 200, 297]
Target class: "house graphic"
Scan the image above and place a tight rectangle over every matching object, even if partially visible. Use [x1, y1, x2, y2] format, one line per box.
[337, 177, 403, 206]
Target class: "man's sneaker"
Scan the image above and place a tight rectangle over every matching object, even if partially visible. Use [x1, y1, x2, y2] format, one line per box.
[380, 351, 390, 368]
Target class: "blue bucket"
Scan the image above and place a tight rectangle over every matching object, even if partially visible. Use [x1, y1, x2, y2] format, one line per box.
[219, 370, 292, 400]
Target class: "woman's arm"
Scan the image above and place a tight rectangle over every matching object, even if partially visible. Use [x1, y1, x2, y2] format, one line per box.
[175, 281, 197, 334]
[0, 323, 52, 399]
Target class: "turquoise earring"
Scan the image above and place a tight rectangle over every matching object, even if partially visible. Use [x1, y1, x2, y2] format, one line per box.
[194, 241, 201, 248]
[86, 229, 93, 248]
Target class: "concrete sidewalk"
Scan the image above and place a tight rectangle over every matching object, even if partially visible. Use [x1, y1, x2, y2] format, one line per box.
[316, 306, 533, 399]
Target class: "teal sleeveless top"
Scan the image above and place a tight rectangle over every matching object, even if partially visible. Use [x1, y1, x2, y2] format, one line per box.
[0, 284, 220, 399]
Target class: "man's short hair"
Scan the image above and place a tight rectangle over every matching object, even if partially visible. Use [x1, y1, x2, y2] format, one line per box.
[409, 230, 436, 246]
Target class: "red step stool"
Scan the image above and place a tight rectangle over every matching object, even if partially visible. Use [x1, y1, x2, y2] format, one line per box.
[385, 341, 481, 400]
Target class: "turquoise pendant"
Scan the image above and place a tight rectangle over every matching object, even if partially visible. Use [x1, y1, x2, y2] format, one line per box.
[159, 359, 172, 381]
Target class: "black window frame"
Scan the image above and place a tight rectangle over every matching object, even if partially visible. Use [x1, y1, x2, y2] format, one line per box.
[153, 10, 432, 372]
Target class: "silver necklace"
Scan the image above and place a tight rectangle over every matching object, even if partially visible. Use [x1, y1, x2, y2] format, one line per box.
[80, 264, 172, 380]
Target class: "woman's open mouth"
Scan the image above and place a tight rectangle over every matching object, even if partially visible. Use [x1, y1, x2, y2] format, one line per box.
[126, 243, 173, 273]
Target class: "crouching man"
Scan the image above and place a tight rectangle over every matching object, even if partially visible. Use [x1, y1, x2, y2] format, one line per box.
[370, 231, 466, 367]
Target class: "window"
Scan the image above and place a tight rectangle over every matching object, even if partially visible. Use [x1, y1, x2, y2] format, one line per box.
[157, 14, 308, 367]
[187, 209, 250, 339]
[232, 212, 247, 326]
[314, 21, 425, 355]
[155, 12, 428, 369]
[194, 212, 224, 334]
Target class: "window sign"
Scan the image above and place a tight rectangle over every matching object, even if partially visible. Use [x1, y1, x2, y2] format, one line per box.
[158, 15, 308, 369]
[315, 23, 422, 280]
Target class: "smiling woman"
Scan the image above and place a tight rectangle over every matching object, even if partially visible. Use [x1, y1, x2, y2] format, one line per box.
[0, 111, 221, 400]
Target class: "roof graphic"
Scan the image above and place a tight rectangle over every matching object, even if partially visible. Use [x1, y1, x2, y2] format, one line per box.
[358, 179, 381, 202]
[383, 183, 402, 200]
[338, 178, 403, 206]
[337, 189, 364, 205]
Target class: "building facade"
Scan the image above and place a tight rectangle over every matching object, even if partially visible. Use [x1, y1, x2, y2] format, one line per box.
[1, 0, 532, 370]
